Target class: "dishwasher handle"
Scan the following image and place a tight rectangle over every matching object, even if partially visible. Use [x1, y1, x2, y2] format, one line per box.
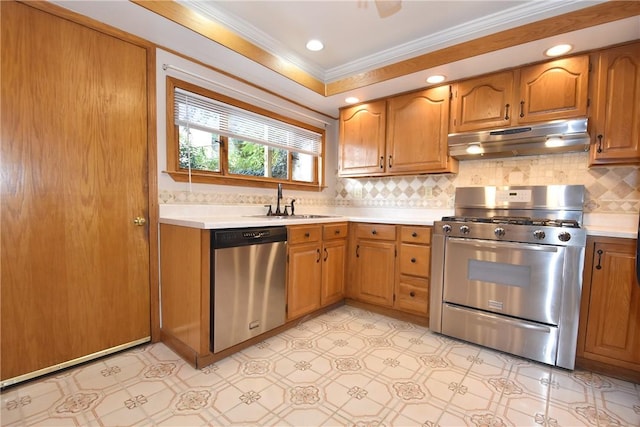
[212, 226, 288, 249]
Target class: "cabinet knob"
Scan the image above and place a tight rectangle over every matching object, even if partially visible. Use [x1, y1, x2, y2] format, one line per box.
[371, 229, 377, 235]
[409, 291, 415, 297]
[133, 217, 146, 226]
[304, 232, 310, 238]
[335, 230, 341, 235]
[410, 257, 417, 263]
[412, 232, 418, 237]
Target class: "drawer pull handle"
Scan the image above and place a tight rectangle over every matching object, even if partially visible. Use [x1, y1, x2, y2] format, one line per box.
[323, 248, 328, 261]
[410, 258, 416, 263]
[371, 229, 377, 235]
[316, 248, 321, 263]
[412, 232, 417, 237]
[596, 134, 603, 153]
[409, 291, 415, 297]
[305, 232, 310, 238]
[356, 245, 360, 258]
[335, 230, 340, 235]
[596, 249, 603, 270]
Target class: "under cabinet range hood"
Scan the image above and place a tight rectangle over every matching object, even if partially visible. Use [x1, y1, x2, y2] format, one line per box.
[448, 118, 590, 160]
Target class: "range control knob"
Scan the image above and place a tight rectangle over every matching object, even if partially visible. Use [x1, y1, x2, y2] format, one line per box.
[558, 231, 571, 242]
[460, 225, 470, 234]
[494, 227, 506, 237]
[533, 230, 546, 240]
[442, 224, 452, 233]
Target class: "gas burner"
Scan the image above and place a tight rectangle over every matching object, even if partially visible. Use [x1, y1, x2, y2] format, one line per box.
[544, 219, 580, 228]
[490, 216, 531, 225]
[440, 215, 581, 229]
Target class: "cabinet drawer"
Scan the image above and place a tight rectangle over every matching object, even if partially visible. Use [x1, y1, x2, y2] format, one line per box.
[400, 226, 431, 244]
[399, 243, 430, 277]
[355, 223, 396, 240]
[396, 277, 429, 315]
[288, 225, 321, 244]
[323, 223, 348, 240]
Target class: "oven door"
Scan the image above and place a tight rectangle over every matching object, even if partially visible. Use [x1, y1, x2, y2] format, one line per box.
[444, 238, 565, 325]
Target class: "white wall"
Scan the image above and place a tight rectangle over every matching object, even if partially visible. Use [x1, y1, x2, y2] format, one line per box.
[155, 49, 339, 204]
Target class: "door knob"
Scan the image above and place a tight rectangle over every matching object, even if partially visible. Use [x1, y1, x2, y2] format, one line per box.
[133, 217, 146, 226]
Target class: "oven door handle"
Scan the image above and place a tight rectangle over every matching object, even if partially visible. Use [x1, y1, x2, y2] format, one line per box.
[450, 238, 559, 253]
[445, 304, 553, 333]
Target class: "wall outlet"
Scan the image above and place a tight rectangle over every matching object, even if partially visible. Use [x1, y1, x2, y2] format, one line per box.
[353, 185, 363, 199]
[424, 187, 433, 198]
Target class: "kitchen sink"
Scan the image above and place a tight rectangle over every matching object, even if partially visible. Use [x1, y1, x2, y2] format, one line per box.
[246, 214, 337, 219]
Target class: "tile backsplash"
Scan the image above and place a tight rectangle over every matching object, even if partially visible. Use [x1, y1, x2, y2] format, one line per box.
[160, 152, 639, 214]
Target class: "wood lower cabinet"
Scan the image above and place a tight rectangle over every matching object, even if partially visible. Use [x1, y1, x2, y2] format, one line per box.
[577, 236, 640, 383]
[589, 41, 640, 165]
[321, 223, 348, 306]
[287, 223, 348, 320]
[450, 55, 590, 132]
[395, 226, 431, 317]
[351, 223, 397, 307]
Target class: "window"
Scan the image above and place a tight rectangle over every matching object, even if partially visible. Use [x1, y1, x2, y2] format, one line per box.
[166, 77, 325, 190]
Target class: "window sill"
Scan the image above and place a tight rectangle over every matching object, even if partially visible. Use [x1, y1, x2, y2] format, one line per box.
[164, 170, 325, 192]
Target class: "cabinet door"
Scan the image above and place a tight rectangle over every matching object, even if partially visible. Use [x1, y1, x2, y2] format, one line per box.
[590, 42, 640, 165]
[321, 239, 347, 306]
[339, 101, 386, 176]
[386, 86, 455, 173]
[450, 71, 515, 132]
[584, 240, 640, 367]
[354, 240, 395, 307]
[518, 55, 589, 123]
[287, 242, 322, 320]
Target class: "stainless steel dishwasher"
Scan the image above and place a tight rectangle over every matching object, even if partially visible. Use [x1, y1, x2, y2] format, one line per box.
[211, 226, 287, 353]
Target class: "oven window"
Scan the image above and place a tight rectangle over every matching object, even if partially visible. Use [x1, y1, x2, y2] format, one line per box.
[468, 259, 531, 287]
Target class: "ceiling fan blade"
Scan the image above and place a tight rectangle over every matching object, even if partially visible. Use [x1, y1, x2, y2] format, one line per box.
[375, 0, 402, 18]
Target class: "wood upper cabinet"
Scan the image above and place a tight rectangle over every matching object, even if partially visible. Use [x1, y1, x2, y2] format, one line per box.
[339, 86, 457, 177]
[287, 223, 348, 320]
[450, 71, 515, 132]
[351, 223, 396, 307]
[518, 55, 590, 123]
[577, 236, 640, 382]
[386, 86, 456, 174]
[338, 101, 386, 176]
[589, 42, 640, 165]
[450, 55, 590, 132]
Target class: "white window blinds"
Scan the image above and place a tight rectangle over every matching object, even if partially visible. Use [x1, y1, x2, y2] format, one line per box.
[174, 88, 322, 156]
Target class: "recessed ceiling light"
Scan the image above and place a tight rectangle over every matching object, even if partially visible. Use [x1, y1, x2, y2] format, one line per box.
[545, 44, 573, 57]
[426, 74, 446, 84]
[306, 39, 324, 51]
[345, 96, 360, 104]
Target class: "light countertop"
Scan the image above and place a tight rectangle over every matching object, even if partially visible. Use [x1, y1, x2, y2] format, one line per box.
[159, 205, 638, 239]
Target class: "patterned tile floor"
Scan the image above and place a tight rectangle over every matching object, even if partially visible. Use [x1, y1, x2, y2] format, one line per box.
[2, 306, 639, 426]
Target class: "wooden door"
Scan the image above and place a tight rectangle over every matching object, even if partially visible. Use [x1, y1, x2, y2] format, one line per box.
[518, 55, 590, 123]
[386, 86, 454, 174]
[1, 2, 151, 381]
[321, 239, 347, 306]
[590, 42, 640, 165]
[450, 71, 515, 132]
[287, 243, 322, 320]
[354, 240, 395, 307]
[583, 239, 640, 368]
[338, 101, 386, 176]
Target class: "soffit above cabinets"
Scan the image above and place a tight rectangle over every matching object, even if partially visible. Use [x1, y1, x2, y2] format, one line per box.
[53, 1, 640, 117]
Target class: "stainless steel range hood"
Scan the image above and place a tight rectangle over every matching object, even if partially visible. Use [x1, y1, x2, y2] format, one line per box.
[448, 118, 590, 160]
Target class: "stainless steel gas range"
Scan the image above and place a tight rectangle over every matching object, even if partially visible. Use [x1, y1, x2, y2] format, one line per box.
[429, 185, 586, 369]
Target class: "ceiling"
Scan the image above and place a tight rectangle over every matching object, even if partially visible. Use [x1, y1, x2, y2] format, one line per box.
[54, 1, 640, 120]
